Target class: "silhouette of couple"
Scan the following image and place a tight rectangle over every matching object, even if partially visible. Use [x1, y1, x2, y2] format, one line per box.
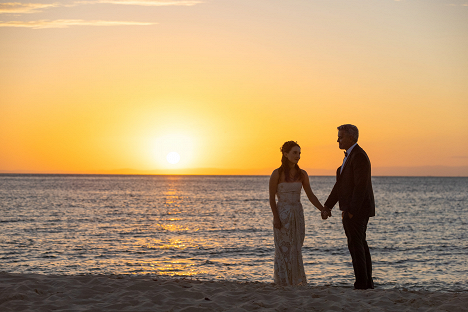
[269, 124, 375, 289]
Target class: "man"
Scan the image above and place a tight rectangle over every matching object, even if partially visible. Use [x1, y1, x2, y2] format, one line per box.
[323, 124, 375, 290]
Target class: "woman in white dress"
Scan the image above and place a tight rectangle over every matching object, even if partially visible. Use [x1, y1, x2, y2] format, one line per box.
[269, 141, 326, 286]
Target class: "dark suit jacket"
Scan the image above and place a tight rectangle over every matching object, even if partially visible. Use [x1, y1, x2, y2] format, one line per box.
[325, 144, 375, 219]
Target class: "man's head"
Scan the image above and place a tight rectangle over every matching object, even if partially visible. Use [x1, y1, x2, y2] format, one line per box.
[337, 124, 359, 150]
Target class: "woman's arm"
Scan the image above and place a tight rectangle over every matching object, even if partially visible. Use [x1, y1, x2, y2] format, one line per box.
[301, 170, 325, 211]
[269, 169, 281, 229]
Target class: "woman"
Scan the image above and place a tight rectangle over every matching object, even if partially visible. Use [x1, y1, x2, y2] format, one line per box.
[269, 141, 326, 286]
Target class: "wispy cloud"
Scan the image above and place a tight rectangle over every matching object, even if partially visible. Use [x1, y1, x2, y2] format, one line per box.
[0, 0, 201, 28]
[0, 0, 203, 14]
[0, 2, 62, 14]
[0, 19, 156, 28]
[87, 0, 203, 5]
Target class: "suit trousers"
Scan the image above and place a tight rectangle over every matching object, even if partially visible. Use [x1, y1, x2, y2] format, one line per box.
[342, 215, 374, 289]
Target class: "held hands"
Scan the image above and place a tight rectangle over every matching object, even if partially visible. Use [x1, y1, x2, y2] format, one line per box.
[321, 207, 332, 220]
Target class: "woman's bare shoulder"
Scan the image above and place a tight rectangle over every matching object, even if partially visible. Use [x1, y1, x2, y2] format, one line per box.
[271, 168, 280, 177]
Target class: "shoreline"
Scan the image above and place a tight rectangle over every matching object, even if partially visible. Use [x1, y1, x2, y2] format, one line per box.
[1, 273, 467, 311]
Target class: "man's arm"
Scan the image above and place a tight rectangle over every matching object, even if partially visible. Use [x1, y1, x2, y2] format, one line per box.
[324, 167, 341, 210]
[347, 152, 370, 216]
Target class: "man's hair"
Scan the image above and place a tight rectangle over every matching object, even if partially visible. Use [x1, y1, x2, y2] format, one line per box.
[338, 124, 359, 142]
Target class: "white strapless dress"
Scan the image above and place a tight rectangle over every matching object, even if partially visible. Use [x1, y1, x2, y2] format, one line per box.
[273, 182, 307, 286]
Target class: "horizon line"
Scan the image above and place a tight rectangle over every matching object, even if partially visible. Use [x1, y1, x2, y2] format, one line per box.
[1, 165, 468, 177]
[1, 173, 467, 178]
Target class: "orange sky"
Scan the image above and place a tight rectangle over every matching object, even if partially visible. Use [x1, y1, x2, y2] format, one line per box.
[1, 0, 467, 176]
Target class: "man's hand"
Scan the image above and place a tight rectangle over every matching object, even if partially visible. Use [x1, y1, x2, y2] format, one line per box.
[342, 211, 354, 219]
[273, 217, 281, 229]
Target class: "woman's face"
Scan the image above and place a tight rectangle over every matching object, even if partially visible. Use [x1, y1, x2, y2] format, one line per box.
[284, 146, 301, 164]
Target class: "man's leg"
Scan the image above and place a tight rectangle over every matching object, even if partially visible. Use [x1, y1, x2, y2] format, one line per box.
[363, 230, 374, 289]
[343, 216, 370, 289]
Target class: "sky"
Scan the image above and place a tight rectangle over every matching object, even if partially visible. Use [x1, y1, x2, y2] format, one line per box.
[1, 0, 468, 176]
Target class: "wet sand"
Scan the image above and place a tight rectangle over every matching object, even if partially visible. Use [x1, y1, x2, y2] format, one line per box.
[1, 272, 467, 311]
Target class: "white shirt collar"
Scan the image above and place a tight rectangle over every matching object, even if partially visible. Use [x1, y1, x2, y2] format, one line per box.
[340, 143, 357, 174]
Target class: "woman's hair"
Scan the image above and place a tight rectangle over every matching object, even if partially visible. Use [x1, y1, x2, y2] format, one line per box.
[279, 141, 303, 182]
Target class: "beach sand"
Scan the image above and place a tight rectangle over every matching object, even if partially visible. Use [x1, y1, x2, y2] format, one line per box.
[1, 272, 466, 311]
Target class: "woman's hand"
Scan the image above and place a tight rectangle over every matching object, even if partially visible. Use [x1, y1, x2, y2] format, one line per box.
[273, 217, 282, 229]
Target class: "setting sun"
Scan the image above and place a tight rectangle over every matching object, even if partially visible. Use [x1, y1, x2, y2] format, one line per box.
[166, 152, 181, 165]
[0, 0, 467, 176]
[150, 133, 196, 169]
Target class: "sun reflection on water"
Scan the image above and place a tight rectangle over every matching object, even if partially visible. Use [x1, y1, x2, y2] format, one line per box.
[157, 239, 188, 250]
[154, 224, 190, 232]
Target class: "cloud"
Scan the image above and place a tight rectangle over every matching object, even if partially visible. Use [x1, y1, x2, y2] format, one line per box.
[0, 2, 62, 14]
[89, 0, 203, 5]
[0, 19, 156, 28]
[0, 0, 203, 15]
[0, 0, 202, 28]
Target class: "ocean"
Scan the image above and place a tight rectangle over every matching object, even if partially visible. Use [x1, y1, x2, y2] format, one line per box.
[0, 174, 466, 292]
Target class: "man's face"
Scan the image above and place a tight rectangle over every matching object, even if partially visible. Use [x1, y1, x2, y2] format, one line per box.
[337, 130, 355, 150]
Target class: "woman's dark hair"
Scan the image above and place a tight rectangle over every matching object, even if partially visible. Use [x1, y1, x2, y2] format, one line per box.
[279, 141, 303, 182]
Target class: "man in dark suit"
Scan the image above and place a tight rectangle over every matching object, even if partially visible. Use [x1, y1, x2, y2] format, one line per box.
[323, 124, 375, 290]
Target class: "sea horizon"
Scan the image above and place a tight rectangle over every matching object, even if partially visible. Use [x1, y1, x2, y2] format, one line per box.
[1, 168, 468, 178]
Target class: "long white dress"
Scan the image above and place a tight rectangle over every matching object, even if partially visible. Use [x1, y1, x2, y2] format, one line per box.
[274, 182, 307, 286]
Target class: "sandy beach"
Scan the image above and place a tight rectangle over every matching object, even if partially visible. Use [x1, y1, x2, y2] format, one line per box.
[0, 273, 466, 311]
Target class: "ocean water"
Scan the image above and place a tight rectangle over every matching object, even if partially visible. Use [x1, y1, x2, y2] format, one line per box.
[0, 174, 467, 292]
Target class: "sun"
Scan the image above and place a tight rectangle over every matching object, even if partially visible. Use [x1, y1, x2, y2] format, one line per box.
[152, 133, 196, 168]
[166, 152, 181, 164]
